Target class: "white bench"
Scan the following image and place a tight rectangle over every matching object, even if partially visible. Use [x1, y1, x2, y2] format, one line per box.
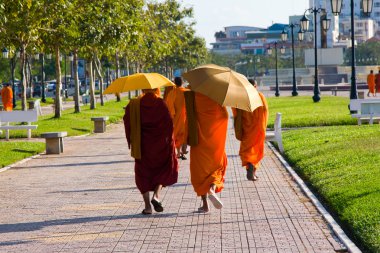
[351, 100, 380, 125]
[266, 112, 284, 154]
[0, 110, 38, 140]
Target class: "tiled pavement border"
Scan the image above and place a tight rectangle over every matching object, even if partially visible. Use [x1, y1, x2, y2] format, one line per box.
[267, 142, 361, 253]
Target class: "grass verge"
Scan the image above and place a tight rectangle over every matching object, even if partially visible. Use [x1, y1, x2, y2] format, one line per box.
[283, 125, 380, 252]
[0, 142, 45, 168]
[267, 96, 357, 128]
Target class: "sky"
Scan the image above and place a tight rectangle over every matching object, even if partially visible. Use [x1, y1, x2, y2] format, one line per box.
[177, 0, 310, 48]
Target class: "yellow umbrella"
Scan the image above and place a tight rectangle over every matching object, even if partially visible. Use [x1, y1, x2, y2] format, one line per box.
[182, 64, 263, 112]
[104, 73, 174, 94]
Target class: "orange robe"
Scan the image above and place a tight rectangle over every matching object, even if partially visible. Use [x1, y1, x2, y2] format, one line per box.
[367, 73, 376, 95]
[165, 87, 188, 148]
[190, 92, 228, 196]
[375, 74, 380, 93]
[1, 86, 13, 111]
[238, 92, 268, 168]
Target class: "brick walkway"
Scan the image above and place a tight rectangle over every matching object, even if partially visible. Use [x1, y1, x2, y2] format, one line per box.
[0, 123, 345, 253]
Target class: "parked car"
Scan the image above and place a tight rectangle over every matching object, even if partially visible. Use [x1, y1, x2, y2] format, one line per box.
[32, 85, 42, 97]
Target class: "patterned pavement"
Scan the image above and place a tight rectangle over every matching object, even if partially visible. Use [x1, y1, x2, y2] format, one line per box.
[0, 122, 346, 253]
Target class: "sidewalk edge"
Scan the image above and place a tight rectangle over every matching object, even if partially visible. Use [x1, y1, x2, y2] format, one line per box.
[0, 153, 42, 174]
[267, 142, 362, 253]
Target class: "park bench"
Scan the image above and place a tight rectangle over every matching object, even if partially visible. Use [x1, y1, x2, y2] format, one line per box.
[91, 116, 109, 133]
[0, 110, 38, 140]
[266, 112, 284, 154]
[41, 132, 67, 154]
[351, 100, 380, 125]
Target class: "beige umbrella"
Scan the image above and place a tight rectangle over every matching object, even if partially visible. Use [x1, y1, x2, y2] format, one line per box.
[182, 64, 263, 112]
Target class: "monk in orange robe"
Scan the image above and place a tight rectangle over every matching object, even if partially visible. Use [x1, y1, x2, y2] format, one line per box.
[367, 70, 376, 97]
[186, 91, 228, 213]
[123, 88, 178, 215]
[164, 77, 188, 160]
[1, 83, 13, 111]
[375, 70, 380, 94]
[233, 80, 268, 181]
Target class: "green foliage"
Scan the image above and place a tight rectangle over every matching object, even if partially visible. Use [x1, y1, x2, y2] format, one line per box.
[283, 126, 380, 252]
[345, 41, 380, 66]
[266, 96, 357, 128]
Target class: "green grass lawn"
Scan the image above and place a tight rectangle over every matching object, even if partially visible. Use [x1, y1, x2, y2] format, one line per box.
[267, 96, 357, 128]
[282, 125, 380, 252]
[4, 100, 128, 138]
[0, 142, 45, 168]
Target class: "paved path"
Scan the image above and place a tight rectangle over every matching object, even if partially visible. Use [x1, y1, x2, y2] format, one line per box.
[0, 122, 345, 252]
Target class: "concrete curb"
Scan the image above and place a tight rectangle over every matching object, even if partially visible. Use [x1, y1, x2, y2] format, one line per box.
[267, 142, 362, 253]
[0, 153, 42, 174]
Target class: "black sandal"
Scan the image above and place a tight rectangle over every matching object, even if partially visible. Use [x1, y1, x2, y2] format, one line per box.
[151, 199, 164, 212]
[141, 209, 152, 215]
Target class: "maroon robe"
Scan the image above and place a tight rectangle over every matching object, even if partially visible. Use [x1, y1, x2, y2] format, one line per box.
[123, 92, 178, 194]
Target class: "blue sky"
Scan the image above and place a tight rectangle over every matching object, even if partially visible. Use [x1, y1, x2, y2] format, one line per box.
[178, 0, 310, 47]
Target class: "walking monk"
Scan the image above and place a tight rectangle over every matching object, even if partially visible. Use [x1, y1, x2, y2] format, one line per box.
[375, 70, 380, 94]
[367, 70, 376, 97]
[123, 88, 178, 215]
[164, 77, 188, 160]
[185, 90, 228, 213]
[1, 83, 13, 111]
[233, 79, 268, 181]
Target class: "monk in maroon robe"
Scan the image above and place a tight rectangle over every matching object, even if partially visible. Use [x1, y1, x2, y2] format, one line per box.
[123, 89, 178, 215]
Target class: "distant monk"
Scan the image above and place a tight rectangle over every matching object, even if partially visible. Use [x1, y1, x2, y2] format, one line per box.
[164, 77, 188, 160]
[367, 70, 376, 97]
[123, 88, 178, 215]
[185, 91, 228, 213]
[233, 79, 268, 181]
[375, 70, 380, 94]
[1, 83, 13, 111]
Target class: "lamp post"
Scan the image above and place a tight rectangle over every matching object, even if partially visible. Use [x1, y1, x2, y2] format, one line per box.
[301, 8, 331, 102]
[330, 0, 373, 100]
[281, 25, 304, 96]
[267, 42, 285, 97]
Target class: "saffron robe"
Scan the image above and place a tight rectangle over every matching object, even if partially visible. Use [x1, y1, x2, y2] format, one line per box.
[123, 92, 178, 194]
[1, 86, 13, 111]
[367, 73, 376, 94]
[236, 92, 268, 168]
[165, 87, 188, 148]
[190, 92, 228, 196]
[375, 73, 380, 93]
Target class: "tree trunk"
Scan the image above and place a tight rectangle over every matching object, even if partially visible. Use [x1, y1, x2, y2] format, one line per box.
[93, 55, 104, 106]
[20, 45, 27, 111]
[27, 56, 32, 98]
[54, 46, 62, 118]
[88, 59, 96, 109]
[122, 56, 131, 99]
[115, 51, 121, 102]
[73, 50, 80, 113]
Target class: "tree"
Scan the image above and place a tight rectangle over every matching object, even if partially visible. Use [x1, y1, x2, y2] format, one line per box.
[0, 0, 46, 110]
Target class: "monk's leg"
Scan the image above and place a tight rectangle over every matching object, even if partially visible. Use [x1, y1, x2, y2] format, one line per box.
[151, 184, 164, 212]
[207, 184, 223, 209]
[246, 163, 258, 181]
[153, 184, 163, 201]
[176, 147, 181, 158]
[199, 195, 209, 213]
[142, 192, 152, 214]
[181, 144, 188, 154]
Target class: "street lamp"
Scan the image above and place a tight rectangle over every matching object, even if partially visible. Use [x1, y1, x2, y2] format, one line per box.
[301, 8, 331, 102]
[330, 0, 373, 100]
[281, 25, 304, 96]
[267, 42, 285, 97]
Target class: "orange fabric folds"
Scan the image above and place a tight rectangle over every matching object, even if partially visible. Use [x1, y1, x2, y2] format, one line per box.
[1, 86, 13, 111]
[165, 87, 188, 148]
[190, 92, 228, 196]
[238, 92, 268, 168]
[129, 98, 141, 159]
[368, 73, 376, 94]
